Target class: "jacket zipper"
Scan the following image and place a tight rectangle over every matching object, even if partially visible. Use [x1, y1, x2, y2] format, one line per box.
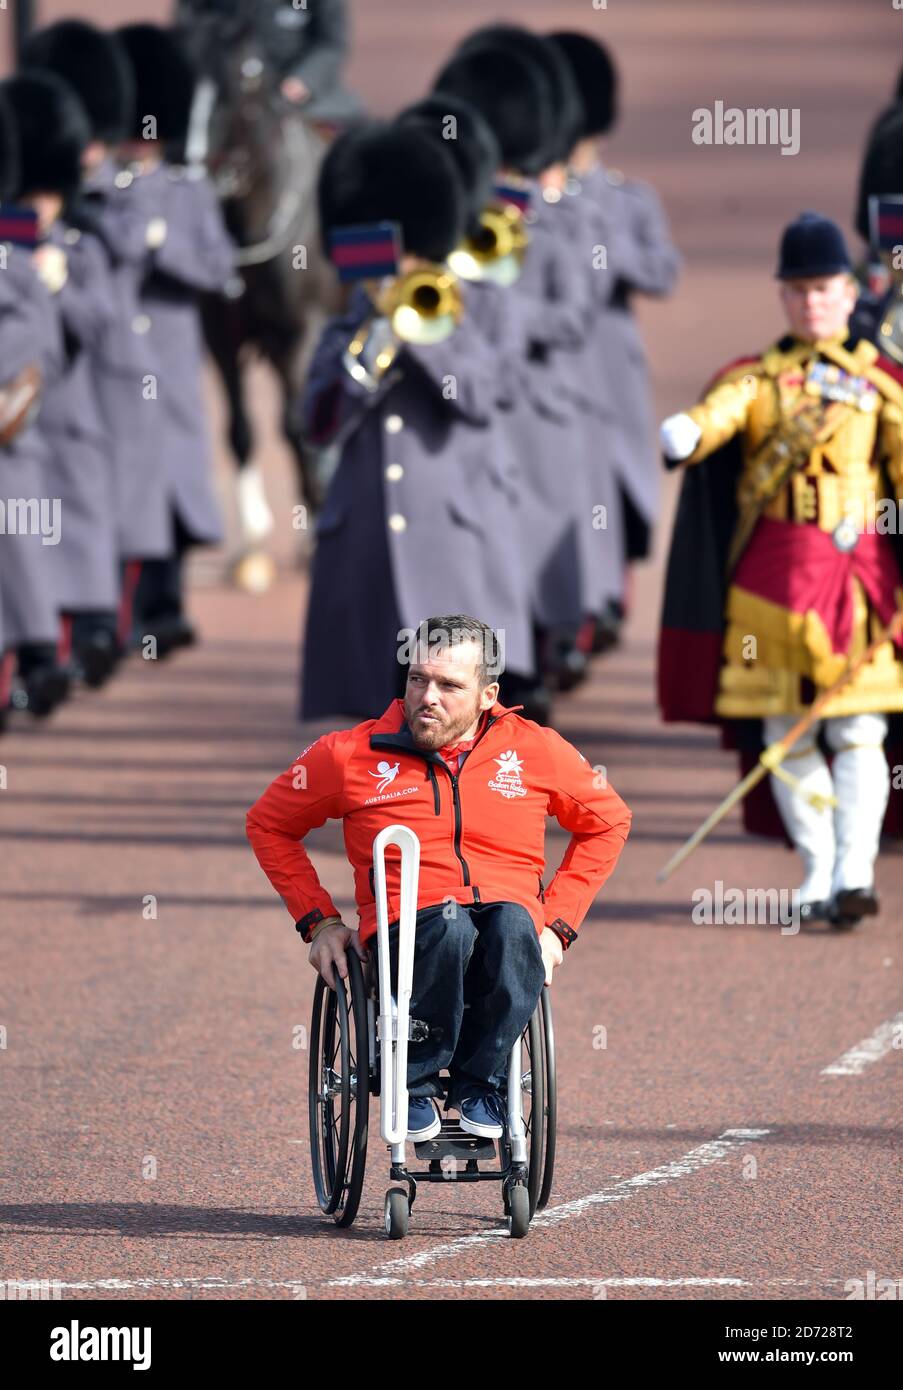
[426, 763, 440, 814]
[371, 710, 516, 898]
[433, 761, 472, 889]
[431, 715, 504, 899]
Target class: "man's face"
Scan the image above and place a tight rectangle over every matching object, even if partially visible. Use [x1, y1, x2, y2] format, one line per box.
[403, 639, 498, 751]
[779, 273, 857, 342]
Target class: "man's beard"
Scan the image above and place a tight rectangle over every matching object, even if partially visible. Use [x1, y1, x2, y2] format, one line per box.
[404, 692, 482, 750]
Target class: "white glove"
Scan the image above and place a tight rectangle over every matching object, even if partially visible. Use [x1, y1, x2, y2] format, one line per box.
[660, 412, 702, 461]
[145, 216, 168, 249]
[31, 244, 68, 294]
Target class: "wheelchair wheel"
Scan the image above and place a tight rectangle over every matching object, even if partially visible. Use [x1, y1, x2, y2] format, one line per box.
[308, 949, 370, 1226]
[498, 996, 544, 1221]
[523, 1000, 545, 1217]
[536, 985, 557, 1211]
[384, 1186, 409, 1240]
[507, 1183, 531, 1239]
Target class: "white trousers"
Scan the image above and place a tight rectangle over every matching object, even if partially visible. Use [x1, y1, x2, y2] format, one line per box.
[763, 713, 890, 901]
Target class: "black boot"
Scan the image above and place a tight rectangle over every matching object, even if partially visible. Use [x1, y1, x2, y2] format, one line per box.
[70, 613, 121, 688]
[14, 643, 72, 718]
[831, 887, 880, 928]
[591, 599, 624, 655]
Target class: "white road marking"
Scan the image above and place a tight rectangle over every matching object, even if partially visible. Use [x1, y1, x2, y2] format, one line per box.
[327, 1127, 770, 1285]
[38, 1274, 839, 1294]
[316, 1275, 832, 1291]
[821, 1013, 903, 1076]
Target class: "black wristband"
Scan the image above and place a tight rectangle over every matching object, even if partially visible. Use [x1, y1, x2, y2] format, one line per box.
[546, 917, 578, 951]
[296, 907, 325, 943]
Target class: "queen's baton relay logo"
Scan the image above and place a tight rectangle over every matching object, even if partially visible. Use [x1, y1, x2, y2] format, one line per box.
[488, 749, 528, 799]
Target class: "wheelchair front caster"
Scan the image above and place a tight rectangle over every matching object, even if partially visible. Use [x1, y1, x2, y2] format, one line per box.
[506, 1183, 530, 1238]
[384, 1187, 410, 1240]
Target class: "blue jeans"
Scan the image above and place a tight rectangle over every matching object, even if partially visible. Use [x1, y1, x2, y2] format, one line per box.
[384, 900, 546, 1106]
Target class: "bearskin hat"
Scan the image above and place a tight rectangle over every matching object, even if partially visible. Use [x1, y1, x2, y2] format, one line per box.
[455, 25, 585, 167]
[548, 31, 618, 136]
[116, 24, 196, 144]
[397, 95, 500, 231]
[1, 71, 90, 200]
[318, 121, 465, 262]
[21, 20, 134, 145]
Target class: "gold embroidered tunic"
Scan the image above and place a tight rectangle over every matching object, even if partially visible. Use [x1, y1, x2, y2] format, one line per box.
[681, 334, 903, 718]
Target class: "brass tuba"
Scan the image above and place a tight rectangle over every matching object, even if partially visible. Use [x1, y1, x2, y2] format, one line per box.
[447, 202, 529, 286]
[344, 264, 463, 385]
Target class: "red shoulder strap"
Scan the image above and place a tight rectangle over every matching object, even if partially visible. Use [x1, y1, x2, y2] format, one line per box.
[875, 352, 903, 388]
[700, 354, 760, 397]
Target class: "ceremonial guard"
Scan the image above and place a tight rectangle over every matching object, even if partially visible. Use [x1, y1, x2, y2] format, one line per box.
[658, 214, 903, 926]
[394, 93, 544, 717]
[433, 36, 605, 690]
[0, 86, 69, 718]
[850, 104, 903, 354]
[20, 19, 152, 659]
[300, 122, 533, 721]
[551, 30, 680, 632]
[114, 24, 235, 654]
[464, 24, 628, 653]
[3, 72, 120, 688]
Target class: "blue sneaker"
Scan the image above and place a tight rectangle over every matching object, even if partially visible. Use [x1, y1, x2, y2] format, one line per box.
[407, 1096, 441, 1140]
[458, 1089, 506, 1139]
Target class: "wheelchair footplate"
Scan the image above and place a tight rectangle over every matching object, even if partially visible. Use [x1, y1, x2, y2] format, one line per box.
[413, 1119, 497, 1164]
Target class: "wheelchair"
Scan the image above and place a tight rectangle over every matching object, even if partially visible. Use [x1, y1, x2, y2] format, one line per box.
[308, 825, 557, 1239]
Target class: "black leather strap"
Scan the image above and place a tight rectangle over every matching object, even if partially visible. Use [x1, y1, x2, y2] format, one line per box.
[296, 907, 325, 943]
[547, 917, 578, 950]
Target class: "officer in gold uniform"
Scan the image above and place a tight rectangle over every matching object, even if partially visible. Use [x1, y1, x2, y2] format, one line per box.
[659, 213, 903, 925]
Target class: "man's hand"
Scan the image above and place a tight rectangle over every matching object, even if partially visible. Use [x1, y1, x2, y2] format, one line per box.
[538, 927, 564, 985]
[309, 922, 368, 991]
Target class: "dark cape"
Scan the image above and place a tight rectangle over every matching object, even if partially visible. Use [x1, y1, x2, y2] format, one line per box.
[657, 342, 903, 839]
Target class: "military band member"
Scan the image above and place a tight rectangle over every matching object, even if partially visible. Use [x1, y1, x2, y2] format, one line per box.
[659, 213, 903, 925]
[434, 36, 604, 693]
[469, 25, 628, 661]
[300, 122, 533, 721]
[850, 104, 903, 355]
[4, 72, 121, 689]
[395, 94, 544, 718]
[21, 20, 153, 660]
[115, 24, 236, 657]
[0, 88, 69, 718]
[551, 30, 680, 641]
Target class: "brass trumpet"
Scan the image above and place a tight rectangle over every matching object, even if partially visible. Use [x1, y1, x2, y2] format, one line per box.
[447, 202, 530, 286]
[344, 264, 463, 386]
[875, 263, 903, 365]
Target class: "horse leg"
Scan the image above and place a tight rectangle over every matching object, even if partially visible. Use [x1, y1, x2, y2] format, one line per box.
[204, 295, 275, 545]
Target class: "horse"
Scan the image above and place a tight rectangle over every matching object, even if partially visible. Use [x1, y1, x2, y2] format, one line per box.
[175, 8, 347, 588]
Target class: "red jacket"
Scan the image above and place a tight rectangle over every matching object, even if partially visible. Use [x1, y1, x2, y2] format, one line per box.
[246, 698, 632, 946]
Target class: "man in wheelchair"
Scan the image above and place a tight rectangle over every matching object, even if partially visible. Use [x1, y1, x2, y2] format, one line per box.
[247, 614, 631, 1142]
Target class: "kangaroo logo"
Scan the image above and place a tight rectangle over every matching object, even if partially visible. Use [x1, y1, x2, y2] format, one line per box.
[369, 760, 400, 793]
